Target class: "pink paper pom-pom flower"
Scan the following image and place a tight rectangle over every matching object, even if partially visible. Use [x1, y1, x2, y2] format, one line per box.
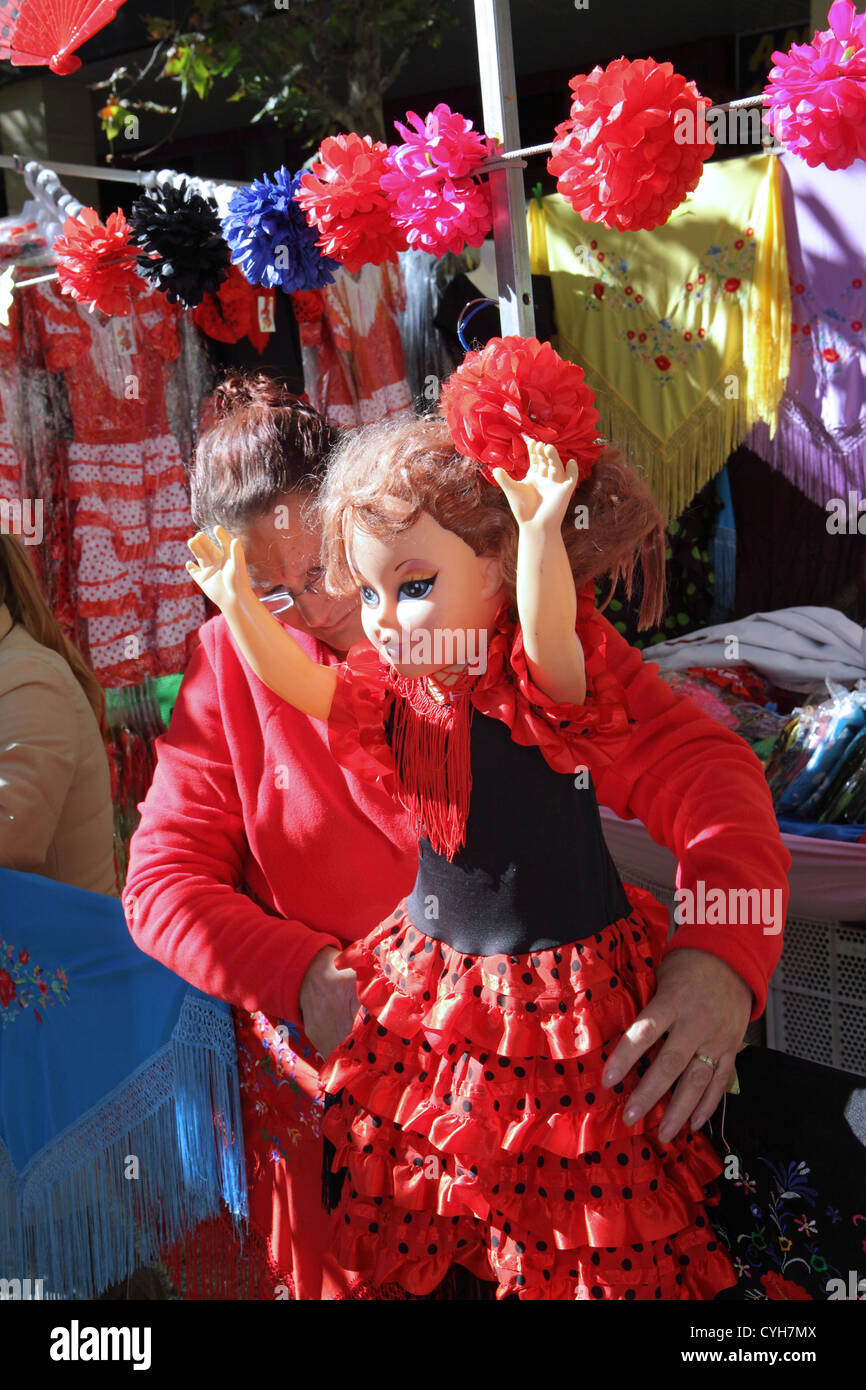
[547, 58, 713, 232]
[763, 0, 866, 169]
[440, 336, 602, 485]
[54, 207, 145, 317]
[381, 104, 495, 257]
[295, 133, 408, 274]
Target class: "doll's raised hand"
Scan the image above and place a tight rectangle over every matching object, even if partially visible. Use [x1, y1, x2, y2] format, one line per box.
[187, 524, 337, 722]
[492, 438, 579, 530]
[186, 525, 253, 614]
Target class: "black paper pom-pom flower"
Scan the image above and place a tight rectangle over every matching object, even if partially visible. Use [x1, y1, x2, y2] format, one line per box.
[129, 179, 230, 308]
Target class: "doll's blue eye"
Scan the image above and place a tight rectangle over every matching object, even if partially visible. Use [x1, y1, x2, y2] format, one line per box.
[399, 577, 435, 601]
[359, 585, 378, 606]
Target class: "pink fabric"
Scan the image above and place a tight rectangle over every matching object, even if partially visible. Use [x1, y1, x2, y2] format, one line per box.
[748, 153, 866, 505]
[600, 804, 864, 921]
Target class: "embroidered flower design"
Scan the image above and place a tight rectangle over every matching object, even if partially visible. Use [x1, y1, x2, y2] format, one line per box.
[593, 282, 604, 299]
[724, 277, 741, 293]
[655, 355, 671, 370]
[0, 940, 70, 1026]
[852, 320, 862, 331]
[822, 348, 840, 362]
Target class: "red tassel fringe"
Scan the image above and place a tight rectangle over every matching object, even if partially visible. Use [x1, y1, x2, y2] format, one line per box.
[388, 671, 475, 862]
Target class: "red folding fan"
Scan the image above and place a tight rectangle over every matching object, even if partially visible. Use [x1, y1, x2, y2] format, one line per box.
[0, 0, 127, 76]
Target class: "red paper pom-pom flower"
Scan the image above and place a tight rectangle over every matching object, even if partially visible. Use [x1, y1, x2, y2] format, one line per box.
[54, 206, 145, 317]
[295, 133, 407, 274]
[763, 0, 866, 169]
[381, 105, 495, 257]
[548, 58, 713, 231]
[290, 289, 325, 323]
[440, 337, 602, 484]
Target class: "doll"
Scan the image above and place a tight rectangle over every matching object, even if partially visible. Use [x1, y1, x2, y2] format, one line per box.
[186, 349, 738, 1302]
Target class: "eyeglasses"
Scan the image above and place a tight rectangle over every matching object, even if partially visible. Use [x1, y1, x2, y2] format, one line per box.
[259, 567, 327, 615]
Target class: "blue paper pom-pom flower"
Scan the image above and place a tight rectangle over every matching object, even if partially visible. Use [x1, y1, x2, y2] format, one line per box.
[221, 166, 339, 293]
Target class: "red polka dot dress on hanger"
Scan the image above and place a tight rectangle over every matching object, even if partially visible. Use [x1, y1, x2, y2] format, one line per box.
[33, 281, 204, 684]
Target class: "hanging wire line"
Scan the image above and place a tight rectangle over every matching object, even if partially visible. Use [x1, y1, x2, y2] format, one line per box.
[11, 272, 58, 288]
[456, 297, 499, 352]
[478, 93, 770, 169]
[0, 153, 247, 188]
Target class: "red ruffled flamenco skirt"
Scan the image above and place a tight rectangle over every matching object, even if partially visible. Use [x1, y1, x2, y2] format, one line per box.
[320, 883, 738, 1301]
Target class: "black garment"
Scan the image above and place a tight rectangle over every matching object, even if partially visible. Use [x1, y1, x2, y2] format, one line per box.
[712, 1046, 866, 1301]
[434, 272, 556, 361]
[405, 709, 631, 956]
[726, 446, 866, 623]
[600, 474, 723, 650]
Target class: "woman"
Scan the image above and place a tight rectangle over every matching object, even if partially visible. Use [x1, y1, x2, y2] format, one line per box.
[0, 534, 116, 896]
[124, 372, 790, 1300]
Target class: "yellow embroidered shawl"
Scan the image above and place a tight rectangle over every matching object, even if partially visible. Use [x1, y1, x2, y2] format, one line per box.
[528, 153, 790, 522]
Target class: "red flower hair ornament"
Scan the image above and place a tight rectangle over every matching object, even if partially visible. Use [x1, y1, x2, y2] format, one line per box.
[381, 104, 495, 257]
[295, 133, 408, 273]
[763, 0, 866, 169]
[440, 337, 603, 485]
[548, 58, 713, 231]
[54, 206, 145, 317]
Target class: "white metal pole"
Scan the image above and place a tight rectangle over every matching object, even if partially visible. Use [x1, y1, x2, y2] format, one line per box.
[474, 0, 535, 337]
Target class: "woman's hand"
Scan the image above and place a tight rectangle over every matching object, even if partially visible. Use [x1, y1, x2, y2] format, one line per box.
[600, 948, 752, 1143]
[186, 525, 254, 615]
[298, 946, 360, 1062]
[492, 438, 579, 531]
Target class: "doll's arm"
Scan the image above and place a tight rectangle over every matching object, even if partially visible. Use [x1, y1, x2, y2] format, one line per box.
[186, 526, 337, 721]
[492, 440, 585, 705]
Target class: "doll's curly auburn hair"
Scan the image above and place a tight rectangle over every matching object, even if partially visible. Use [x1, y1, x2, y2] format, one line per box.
[313, 414, 667, 629]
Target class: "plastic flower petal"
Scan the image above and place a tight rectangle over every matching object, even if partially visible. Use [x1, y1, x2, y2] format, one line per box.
[548, 58, 714, 231]
[130, 178, 231, 308]
[440, 336, 602, 484]
[763, 0, 866, 169]
[54, 207, 145, 317]
[295, 133, 407, 273]
[380, 104, 495, 257]
[221, 166, 339, 293]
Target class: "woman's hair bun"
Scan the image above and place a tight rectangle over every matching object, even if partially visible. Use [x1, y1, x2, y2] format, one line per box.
[212, 371, 296, 420]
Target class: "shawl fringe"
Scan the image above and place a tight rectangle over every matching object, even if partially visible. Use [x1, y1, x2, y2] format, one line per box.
[0, 992, 247, 1300]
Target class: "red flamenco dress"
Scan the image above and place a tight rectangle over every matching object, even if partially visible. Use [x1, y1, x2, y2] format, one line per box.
[318, 587, 739, 1301]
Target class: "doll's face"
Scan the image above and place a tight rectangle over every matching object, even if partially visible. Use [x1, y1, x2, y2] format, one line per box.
[347, 502, 504, 681]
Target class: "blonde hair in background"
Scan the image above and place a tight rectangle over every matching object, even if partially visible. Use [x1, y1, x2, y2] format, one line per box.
[0, 534, 105, 726]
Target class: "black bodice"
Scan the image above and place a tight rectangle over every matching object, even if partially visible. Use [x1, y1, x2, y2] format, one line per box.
[404, 708, 631, 955]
